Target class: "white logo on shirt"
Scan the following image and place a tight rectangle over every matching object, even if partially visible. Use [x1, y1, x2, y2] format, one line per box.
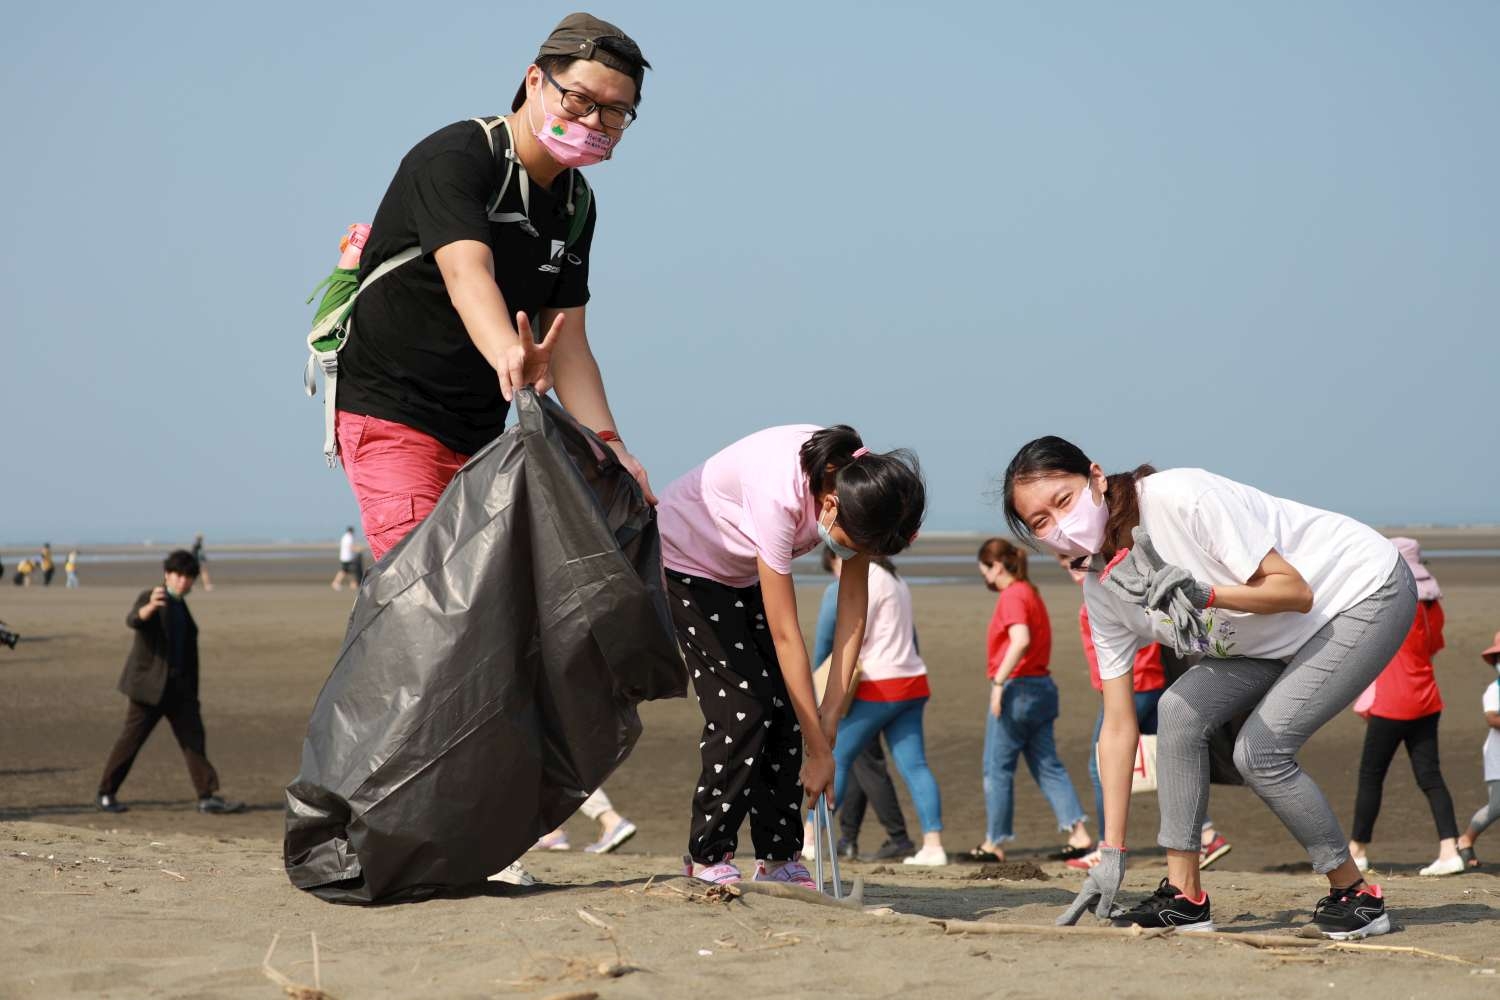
[538, 239, 565, 274]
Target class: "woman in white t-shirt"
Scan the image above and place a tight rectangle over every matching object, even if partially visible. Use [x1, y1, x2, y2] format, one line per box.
[1002, 436, 1415, 941]
[1455, 633, 1500, 869]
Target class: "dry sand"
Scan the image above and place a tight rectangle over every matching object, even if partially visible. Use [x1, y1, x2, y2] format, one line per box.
[2, 537, 1498, 997]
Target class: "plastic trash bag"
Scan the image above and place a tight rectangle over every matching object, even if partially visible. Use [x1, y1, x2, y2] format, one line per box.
[283, 389, 685, 904]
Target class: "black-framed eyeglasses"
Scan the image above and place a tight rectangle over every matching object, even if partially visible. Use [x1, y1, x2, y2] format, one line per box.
[542, 70, 637, 130]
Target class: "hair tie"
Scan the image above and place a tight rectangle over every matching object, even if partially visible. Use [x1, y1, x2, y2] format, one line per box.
[851, 446, 870, 459]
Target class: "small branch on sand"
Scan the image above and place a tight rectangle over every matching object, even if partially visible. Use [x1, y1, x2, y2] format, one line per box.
[575, 908, 638, 978]
[262, 932, 336, 1000]
[158, 869, 187, 881]
[940, 919, 1477, 965]
[727, 877, 865, 911]
[538, 992, 599, 1000]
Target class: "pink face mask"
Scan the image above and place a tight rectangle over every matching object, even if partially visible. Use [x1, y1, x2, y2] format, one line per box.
[1039, 478, 1109, 559]
[530, 87, 614, 168]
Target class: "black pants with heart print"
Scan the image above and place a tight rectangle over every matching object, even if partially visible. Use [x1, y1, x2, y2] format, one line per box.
[667, 570, 805, 866]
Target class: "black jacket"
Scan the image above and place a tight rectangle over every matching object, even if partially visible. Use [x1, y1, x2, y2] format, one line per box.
[116, 589, 198, 705]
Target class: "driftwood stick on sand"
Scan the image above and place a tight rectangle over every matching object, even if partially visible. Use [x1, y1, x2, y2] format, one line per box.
[941, 920, 1477, 965]
[728, 877, 865, 910]
[262, 931, 337, 1000]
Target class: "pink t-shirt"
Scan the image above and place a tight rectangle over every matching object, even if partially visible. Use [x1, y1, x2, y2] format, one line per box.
[658, 425, 823, 587]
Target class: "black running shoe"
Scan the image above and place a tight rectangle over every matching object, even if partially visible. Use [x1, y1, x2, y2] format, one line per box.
[869, 838, 917, 861]
[1311, 881, 1390, 940]
[96, 794, 128, 814]
[1114, 878, 1215, 932]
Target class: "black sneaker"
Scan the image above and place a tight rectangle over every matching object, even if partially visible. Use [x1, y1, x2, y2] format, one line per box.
[1311, 881, 1390, 940]
[837, 838, 859, 861]
[96, 794, 128, 814]
[870, 837, 917, 861]
[1114, 878, 1215, 932]
[197, 795, 245, 815]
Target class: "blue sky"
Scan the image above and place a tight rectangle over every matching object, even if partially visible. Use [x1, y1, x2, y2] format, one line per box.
[4, 1, 1496, 544]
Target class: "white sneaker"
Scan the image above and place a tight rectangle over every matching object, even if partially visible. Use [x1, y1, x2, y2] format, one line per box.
[902, 845, 948, 866]
[1419, 855, 1465, 877]
[487, 861, 535, 886]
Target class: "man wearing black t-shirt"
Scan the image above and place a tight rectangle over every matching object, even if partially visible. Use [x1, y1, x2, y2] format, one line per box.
[337, 13, 654, 561]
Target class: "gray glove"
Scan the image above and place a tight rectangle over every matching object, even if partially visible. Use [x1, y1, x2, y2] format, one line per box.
[1056, 844, 1126, 926]
[1099, 528, 1211, 657]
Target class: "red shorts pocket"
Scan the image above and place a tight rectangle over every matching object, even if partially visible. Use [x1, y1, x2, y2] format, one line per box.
[363, 493, 417, 561]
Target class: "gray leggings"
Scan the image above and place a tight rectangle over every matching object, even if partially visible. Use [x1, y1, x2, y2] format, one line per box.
[1467, 781, 1500, 837]
[1155, 559, 1417, 873]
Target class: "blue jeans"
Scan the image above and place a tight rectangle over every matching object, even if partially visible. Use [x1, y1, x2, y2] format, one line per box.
[832, 697, 943, 833]
[1088, 688, 1163, 835]
[983, 675, 1087, 844]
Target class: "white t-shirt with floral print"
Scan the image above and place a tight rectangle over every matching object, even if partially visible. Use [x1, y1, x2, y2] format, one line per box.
[1084, 468, 1398, 682]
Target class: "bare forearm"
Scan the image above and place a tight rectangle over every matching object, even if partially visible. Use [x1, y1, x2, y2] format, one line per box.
[550, 333, 618, 432]
[1212, 566, 1313, 615]
[773, 632, 828, 755]
[992, 642, 1028, 685]
[445, 269, 520, 369]
[1098, 716, 1138, 846]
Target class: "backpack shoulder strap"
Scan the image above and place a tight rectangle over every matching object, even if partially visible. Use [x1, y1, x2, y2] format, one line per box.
[565, 171, 592, 251]
[471, 116, 534, 232]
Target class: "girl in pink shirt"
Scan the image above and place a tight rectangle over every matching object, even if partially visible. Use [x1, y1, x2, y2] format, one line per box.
[656, 425, 925, 887]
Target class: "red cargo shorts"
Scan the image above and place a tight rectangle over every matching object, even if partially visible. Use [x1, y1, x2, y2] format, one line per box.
[336, 412, 471, 562]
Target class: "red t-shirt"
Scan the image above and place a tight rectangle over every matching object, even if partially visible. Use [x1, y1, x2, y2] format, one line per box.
[1369, 600, 1445, 720]
[987, 580, 1052, 680]
[1080, 604, 1166, 693]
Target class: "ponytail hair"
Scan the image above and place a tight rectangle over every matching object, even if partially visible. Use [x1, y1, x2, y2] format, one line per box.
[1002, 435, 1155, 555]
[977, 537, 1029, 582]
[801, 426, 926, 558]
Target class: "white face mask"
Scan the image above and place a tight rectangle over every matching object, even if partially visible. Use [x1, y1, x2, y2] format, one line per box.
[819, 504, 858, 561]
[1038, 479, 1108, 559]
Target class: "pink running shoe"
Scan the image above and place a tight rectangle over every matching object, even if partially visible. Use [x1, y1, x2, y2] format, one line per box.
[753, 859, 817, 889]
[685, 855, 742, 885]
[1066, 848, 1102, 871]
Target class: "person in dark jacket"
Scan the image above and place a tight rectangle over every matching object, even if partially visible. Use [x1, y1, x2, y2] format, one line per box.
[96, 550, 243, 814]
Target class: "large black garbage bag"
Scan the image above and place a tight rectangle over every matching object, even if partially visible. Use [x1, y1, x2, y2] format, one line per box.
[283, 389, 685, 904]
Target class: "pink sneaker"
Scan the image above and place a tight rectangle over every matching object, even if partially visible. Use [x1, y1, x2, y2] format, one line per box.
[753, 859, 817, 889]
[1066, 848, 1102, 871]
[685, 855, 742, 885]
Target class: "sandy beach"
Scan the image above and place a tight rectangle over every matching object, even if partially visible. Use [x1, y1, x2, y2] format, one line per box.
[2, 534, 1498, 997]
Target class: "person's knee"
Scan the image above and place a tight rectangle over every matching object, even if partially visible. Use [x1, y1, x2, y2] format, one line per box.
[1233, 719, 1294, 786]
[1156, 690, 1210, 752]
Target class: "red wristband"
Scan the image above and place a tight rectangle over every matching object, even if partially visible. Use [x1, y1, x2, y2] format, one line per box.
[1206, 587, 1217, 608]
[1100, 841, 1126, 852]
[596, 429, 622, 444]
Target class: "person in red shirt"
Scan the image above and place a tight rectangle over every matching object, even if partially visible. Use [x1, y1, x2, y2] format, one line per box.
[967, 538, 1092, 862]
[1347, 538, 1460, 875]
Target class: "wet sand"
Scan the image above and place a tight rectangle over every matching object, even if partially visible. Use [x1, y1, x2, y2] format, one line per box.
[2, 535, 1498, 996]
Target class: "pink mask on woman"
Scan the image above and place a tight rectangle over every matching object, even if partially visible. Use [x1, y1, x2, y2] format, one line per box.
[1040, 479, 1109, 558]
[530, 89, 614, 168]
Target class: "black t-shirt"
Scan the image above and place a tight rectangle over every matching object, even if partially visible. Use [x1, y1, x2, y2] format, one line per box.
[339, 120, 597, 455]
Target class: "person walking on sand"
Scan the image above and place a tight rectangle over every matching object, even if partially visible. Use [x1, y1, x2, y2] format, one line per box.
[191, 533, 213, 591]
[810, 546, 915, 862]
[532, 788, 638, 853]
[334, 13, 655, 564]
[331, 527, 363, 590]
[657, 425, 925, 888]
[1060, 555, 1232, 872]
[807, 548, 948, 866]
[1005, 437, 1414, 940]
[65, 549, 80, 589]
[39, 544, 55, 586]
[968, 539, 1093, 864]
[96, 550, 244, 815]
[1347, 538, 1462, 876]
[1453, 631, 1500, 869]
[13, 558, 33, 587]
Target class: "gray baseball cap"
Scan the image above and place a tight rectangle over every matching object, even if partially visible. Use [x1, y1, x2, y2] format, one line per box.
[511, 12, 650, 112]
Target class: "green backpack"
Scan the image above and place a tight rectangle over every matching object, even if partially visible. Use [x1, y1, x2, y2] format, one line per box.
[303, 116, 592, 466]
